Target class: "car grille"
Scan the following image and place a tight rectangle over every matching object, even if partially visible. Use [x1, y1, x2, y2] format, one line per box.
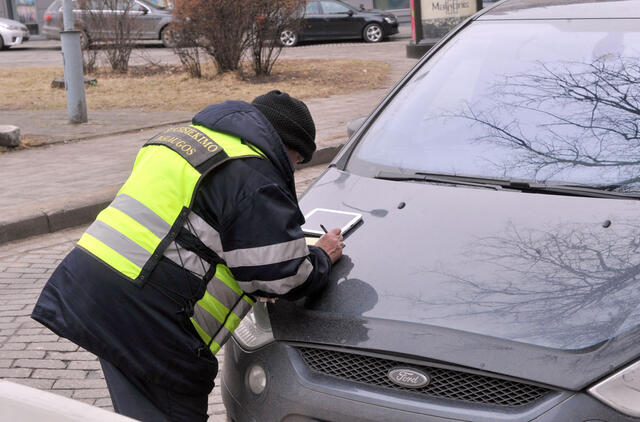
[295, 347, 551, 408]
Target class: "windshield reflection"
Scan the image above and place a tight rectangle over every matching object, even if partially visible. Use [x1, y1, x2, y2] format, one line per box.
[350, 21, 640, 193]
[457, 54, 640, 192]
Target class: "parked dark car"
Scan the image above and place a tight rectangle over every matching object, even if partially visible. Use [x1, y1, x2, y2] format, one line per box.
[279, 0, 399, 46]
[222, 0, 640, 420]
[42, 0, 173, 48]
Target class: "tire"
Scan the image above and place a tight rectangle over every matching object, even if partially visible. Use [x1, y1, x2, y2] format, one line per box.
[0, 34, 6, 50]
[160, 25, 175, 48]
[279, 29, 298, 47]
[363, 22, 383, 43]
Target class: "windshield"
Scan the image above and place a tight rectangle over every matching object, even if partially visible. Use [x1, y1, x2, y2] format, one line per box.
[348, 20, 640, 193]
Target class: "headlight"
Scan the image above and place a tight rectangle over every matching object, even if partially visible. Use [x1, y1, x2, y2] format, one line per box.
[589, 360, 640, 417]
[232, 302, 275, 350]
[383, 16, 395, 24]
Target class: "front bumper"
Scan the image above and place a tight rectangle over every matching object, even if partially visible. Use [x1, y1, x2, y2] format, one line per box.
[383, 21, 399, 36]
[221, 339, 636, 422]
[1, 28, 29, 46]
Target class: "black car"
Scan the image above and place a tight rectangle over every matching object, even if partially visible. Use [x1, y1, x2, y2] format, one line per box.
[223, 0, 640, 421]
[279, 0, 399, 46]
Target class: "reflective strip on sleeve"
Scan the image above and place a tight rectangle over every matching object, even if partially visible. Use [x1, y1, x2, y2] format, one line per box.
[237, 258, 314, 295]
[196, 291, 229, 324]
[190, 318, 222, 355]
[184, 211, 223, 256]
[224, 238, 309, 268]
[206, 274, 243, 311]
[215, 265, 244, 296]
[84, 220, 151, 269]
[212, 326, 232, 349]
[109, 194, 171, 239]
[192, 304, 223, 338]
[163, 241, 211, 277]
[77, 232, 142, 280]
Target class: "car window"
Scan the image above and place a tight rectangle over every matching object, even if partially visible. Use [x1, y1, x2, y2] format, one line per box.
[132, 1, 148, 12]
[46, 0, 62, 12]
[320, 0, 351, 14]
[348, 19, 640, 193]
[305, 1, 321, 14]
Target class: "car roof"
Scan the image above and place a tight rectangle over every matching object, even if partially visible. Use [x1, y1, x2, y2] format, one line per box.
[478, 0, 640, 20]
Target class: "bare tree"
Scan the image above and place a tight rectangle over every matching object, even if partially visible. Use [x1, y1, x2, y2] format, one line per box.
[247, 0, 304, 77]
[170, 18, 202, 78]
[458, 55, 640, 188]
[79, 0, 142, 73]
[172, 0, 254, 73]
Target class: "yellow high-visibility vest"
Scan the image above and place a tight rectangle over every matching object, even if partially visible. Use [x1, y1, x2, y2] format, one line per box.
[77, 124, 264, 354]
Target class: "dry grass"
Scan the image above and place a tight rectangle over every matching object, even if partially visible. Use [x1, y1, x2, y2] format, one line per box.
[0, 59, 389, 112]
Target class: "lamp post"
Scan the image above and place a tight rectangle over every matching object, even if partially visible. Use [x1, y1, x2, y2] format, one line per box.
[407, 0, 482, 58]
[60, 0, 88, 123]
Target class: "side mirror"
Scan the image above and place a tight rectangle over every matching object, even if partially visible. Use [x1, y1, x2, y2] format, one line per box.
[347, 9, 354, 16]
[347, 116, 367, 138]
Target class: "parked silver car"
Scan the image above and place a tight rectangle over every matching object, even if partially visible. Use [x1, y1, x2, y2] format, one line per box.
[42, 0, 173, 48]
[0, 17, 30, 49]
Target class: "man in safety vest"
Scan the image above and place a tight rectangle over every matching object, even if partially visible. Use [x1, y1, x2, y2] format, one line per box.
[31, 90, 344, 421]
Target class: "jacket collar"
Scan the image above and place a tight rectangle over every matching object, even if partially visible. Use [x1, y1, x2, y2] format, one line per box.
[192, 101, 296, 195]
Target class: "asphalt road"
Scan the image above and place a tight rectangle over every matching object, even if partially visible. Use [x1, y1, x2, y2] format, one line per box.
[0, 25, 411, 68]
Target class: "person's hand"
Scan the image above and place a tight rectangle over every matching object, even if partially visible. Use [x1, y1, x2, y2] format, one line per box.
[315, 228, 344, 263]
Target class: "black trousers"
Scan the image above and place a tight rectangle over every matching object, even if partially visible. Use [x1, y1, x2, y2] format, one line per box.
[99, 358, 210, 422]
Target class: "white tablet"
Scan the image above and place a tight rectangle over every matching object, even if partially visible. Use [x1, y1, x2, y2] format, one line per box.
[302, 208, 363, 237]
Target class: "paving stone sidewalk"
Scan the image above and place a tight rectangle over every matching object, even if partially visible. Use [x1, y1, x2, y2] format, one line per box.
[0, 164, 326, 420]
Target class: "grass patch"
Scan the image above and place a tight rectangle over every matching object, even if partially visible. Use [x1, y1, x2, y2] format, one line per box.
[0, 59, 389, 112]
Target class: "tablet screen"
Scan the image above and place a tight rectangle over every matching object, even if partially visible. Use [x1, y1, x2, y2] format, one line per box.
[302, 208, 362, 236]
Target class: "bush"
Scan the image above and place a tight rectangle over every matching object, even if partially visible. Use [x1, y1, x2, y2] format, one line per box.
[248, 0, 304, 77]
[172, 0, 304, 77]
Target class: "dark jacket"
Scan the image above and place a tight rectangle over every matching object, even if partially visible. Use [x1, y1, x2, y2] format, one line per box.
[31, 101, 332, 395]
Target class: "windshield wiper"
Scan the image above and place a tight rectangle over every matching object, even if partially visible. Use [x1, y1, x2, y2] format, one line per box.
[375, 171, 640, 199]
[375, 171, 503, 190]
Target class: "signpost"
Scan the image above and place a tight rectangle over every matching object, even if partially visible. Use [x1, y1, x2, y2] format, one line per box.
[407, 0, 482, 58]
[61, 0, 87, 123]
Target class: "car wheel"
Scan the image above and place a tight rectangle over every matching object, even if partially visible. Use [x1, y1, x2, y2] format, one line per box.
[0, 34, 6, 50]
[160, 25, 176, 48]
[279, 29, 298, 47]
[363, 22, 383, 43]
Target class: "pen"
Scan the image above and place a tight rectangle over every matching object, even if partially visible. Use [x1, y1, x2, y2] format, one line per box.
[320, 224, 328, 234]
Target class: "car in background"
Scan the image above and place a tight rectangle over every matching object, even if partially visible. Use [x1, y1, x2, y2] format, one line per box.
[42, 0, 173, 48]
[0, 17, 29, 49]
[279, 0, 398, 46]
[222, 0, 640, 420]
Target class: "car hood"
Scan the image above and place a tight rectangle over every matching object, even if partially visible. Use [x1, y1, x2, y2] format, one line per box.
[269, 167, 640, 390]
[0, 17, 24, 27]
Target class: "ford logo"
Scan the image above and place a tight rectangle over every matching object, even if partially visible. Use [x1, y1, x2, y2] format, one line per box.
[387, 367, 431, 388]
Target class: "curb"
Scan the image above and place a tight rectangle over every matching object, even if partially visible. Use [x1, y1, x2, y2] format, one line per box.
[0, 144, 344, 246]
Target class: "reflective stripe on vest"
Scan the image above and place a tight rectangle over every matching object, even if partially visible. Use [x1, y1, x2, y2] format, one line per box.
[190, 265, 255, 354]
[76, 124, 264, 354]
[77, 125, 264, 282]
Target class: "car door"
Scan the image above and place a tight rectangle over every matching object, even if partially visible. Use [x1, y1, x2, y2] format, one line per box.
[318, 0, 359, 38]
[131, 1, 158, 39]
[301, 1, 323, 40]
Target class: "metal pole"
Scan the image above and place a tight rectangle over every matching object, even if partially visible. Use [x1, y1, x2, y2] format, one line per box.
[61, 0, 88, 123]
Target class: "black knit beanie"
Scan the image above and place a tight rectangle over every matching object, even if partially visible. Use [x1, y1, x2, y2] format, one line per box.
[252, 90, 316, 164]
